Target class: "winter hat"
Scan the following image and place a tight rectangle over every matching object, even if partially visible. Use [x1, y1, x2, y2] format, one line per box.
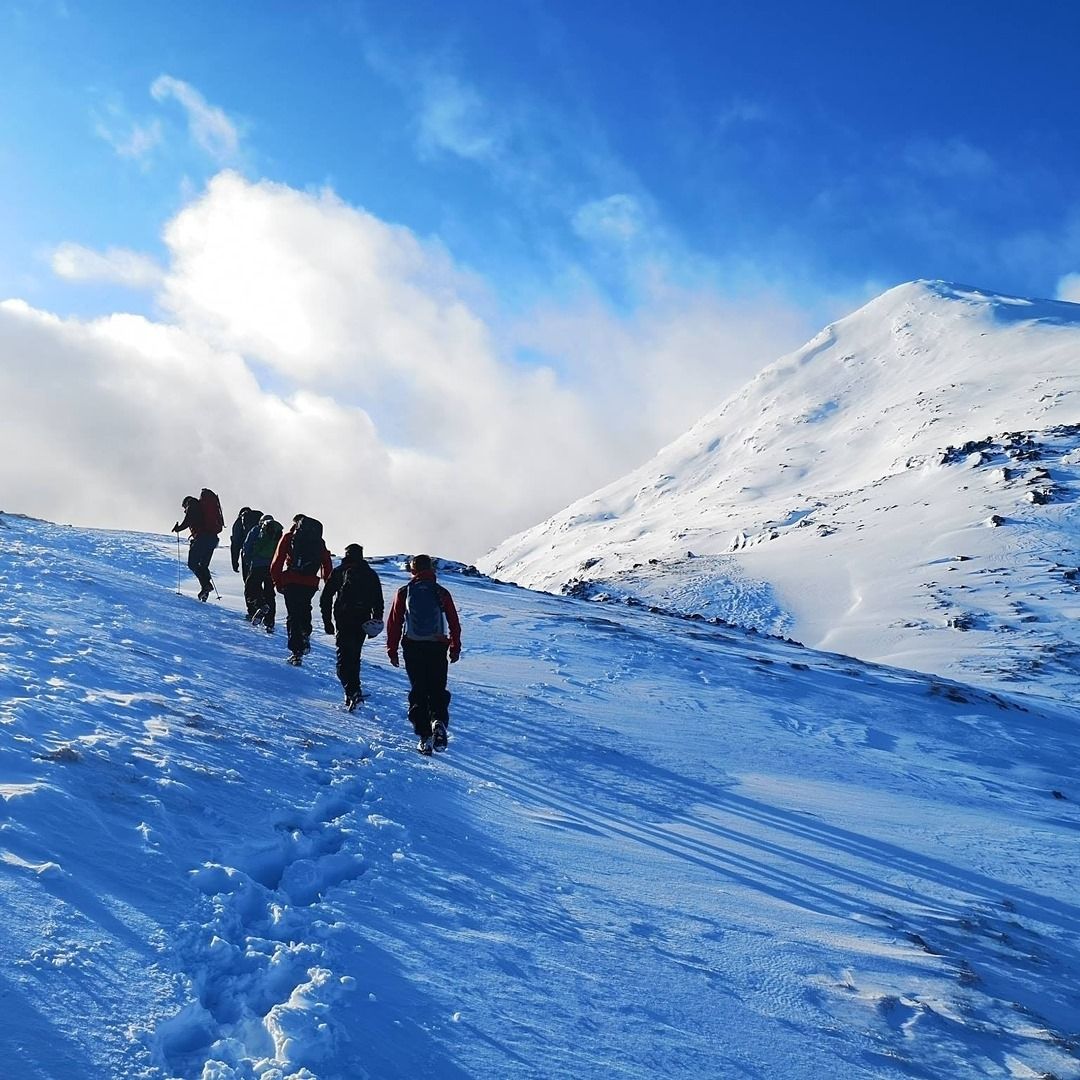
[409, 554, 433, 573]
[344, 543, 364, 559]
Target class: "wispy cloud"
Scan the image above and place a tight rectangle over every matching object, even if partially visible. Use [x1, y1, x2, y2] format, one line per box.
[903, 136, 995, 179]
[150, 75, 240, 164]
[92, 102, 163, 165]
[1057, 273, 1080, 303]
[572, 194, 647, 247]
[416, 72, 501, 162]
[714, 97, 774, 132]
[50, 242, 164, 289]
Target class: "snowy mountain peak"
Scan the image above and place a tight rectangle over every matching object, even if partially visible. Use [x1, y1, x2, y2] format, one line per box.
[480, 281, 1080, 698]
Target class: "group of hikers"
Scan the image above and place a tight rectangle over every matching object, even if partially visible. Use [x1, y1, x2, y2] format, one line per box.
[171, 489, 462, 755]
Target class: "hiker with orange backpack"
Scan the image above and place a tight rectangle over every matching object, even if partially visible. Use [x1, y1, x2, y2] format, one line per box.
[171, 488, 225, 602]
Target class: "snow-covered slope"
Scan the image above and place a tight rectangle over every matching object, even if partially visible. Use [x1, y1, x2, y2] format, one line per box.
[2, 513, 1079, 1079]
[481, 281, 1080, 698]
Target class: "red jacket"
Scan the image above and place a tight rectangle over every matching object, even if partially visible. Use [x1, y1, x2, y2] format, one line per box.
[270, 527, 333, 590]
[386, 571, 461, 657]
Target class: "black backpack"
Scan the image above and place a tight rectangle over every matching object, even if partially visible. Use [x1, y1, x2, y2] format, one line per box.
[240, 507, 262, 536]
[290, 517, 324, 576]
[404, 579, 446, 640]
[334, 564, 373, 619]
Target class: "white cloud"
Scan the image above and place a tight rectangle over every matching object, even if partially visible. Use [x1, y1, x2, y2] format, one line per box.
[50, 243, 164, 290]
[150, 75, 240, 163]
[1, 173, 812, 560]
[1056, 273, 1080, 304]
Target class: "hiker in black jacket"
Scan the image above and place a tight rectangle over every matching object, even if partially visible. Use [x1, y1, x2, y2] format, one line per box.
[321, 544, 384, 709]
[230, 506, 262, 577]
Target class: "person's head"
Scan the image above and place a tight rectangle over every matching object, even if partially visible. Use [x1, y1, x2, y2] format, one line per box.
[344, 543, 364, 561]
[292, 513, 305, 524]
[408, 553, 433, 574]
[260, 514, 275, 525]
[182, 495, 198, 509]
[238, 506, 251, 516]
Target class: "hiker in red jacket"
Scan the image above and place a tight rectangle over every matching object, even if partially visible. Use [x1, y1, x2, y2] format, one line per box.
[270, 514, 333, 665]
[171, 488, 224, 601]
[385, 554, 461, 754]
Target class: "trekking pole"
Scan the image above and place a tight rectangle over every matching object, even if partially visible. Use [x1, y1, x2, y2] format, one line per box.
[175, 532, 182, 594]
[209, 572, 222, 601]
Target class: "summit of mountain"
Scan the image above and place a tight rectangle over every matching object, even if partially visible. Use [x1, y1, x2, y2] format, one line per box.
[480, 280, 1080, 698]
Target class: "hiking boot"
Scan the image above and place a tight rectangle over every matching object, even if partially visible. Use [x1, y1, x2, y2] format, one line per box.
[265, 623, 275, 634]
[286, 653, 302, 666]
[432, 721, 448, 751]
[416, 736, 434, 756]
[197, 588, 210, 602]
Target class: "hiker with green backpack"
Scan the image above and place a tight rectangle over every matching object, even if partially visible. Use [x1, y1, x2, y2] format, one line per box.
[270, 514, 333, 665]
[242, 514, 283, 631]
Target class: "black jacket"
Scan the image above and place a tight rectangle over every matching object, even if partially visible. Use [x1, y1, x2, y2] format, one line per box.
[320, 557, 384, 632]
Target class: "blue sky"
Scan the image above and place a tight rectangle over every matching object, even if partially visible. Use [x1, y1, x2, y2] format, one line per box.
[4, 0, 1080, 316]
[3, 0, 1080, 556]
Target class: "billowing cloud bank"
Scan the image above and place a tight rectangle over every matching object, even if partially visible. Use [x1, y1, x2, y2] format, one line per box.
[0, 173, 809, 559]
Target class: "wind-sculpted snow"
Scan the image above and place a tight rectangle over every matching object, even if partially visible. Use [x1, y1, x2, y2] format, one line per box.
[481, 281, 1080, 700]
[1, 514, 1079, 1078]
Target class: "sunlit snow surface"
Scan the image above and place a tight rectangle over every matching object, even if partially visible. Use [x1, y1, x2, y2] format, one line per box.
[483, 281, 1080, 702]
[1, 514, 1078, 1078]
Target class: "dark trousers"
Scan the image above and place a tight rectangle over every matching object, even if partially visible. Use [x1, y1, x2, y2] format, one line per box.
[282, 584, 317, 656]
[335, 629, 367, 697]
[245, 567, 276, 625]
[188, 535, 218, 592]
[403, 639, 451, 739]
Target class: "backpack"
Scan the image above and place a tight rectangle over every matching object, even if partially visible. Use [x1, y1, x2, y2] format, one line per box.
[251, 518, 282, 561]
[239, 507, 262, 536]
[200, 489, 225, 534]
[290, 517, 324, 576]
[334, 564, 372, 620]
[404, 579, 447, 640]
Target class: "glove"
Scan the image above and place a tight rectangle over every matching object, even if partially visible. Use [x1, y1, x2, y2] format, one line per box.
[388, 652, 399, 668]
[323, 621, 334, 636]
[171, 522, 180, 533]
[232, 562, 240, 574]
[449, 647, 461, 664]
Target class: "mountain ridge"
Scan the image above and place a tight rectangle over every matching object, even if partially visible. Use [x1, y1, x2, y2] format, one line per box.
[480, 280, 1080, 698]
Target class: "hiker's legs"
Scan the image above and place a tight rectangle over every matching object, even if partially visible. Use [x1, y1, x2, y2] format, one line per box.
[282, 584, 316, 656]
[335, 630, 365, 696]
[403, 640, 449, 737]
[188, 535, 217, 593]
